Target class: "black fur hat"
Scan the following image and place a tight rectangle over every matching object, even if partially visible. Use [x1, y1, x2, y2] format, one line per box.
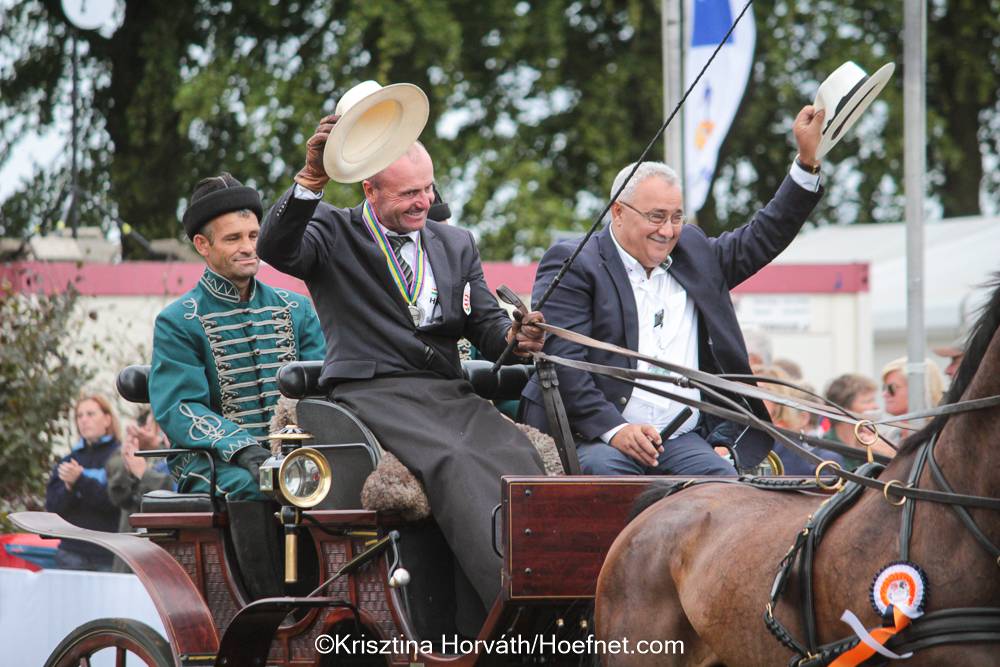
[181, 172, 263, 239]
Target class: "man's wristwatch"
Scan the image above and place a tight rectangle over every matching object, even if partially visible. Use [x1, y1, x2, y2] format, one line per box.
[795, 155, 821, 175]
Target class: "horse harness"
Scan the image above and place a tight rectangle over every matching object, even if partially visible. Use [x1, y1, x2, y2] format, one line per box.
[530, 322, 1000, 666]
[764, 431, 1000, 666]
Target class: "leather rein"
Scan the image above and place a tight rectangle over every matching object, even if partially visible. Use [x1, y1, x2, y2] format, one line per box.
[531, 321, 1000, 513]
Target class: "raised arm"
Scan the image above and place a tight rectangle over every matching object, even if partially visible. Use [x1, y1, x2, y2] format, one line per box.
[710, 105, 826, 287]
[257, 115, 339, 279]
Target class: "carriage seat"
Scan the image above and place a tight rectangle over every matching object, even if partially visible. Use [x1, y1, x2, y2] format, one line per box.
[140, 489, 215, 513]
[275, 359, 534, 400]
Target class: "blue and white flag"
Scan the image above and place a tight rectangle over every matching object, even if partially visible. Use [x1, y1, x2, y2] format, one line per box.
[683, 0, 756, 213]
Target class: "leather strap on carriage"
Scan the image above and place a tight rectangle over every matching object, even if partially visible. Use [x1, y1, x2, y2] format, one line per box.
[535, 323, 880, 428]
[791, 606, 1000, 667]
[763, 463, 883, 657]
[762, 446, 1000, 666]
[924, 437, 1000, 561]
[536, 351, 1000, 511]
[536, 359, 582, 475]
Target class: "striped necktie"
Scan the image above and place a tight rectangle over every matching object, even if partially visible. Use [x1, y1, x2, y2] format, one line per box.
[386, 235, 413, 288]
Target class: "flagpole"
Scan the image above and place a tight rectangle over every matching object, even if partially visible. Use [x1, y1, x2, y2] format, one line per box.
[903, 0, 927, 411]
[661, 0, 684, 175]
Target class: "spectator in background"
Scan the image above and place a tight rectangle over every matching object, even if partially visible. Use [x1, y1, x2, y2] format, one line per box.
[773, 357, 804, 380]
[933, 332, 966, 380]
[881, 357, 945, 445]
[106, 409, 175, 570]
[823, 373, 894, 470]
[45, 394, 122, 571]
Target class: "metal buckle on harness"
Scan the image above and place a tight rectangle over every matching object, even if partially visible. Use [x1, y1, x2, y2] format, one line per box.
[853, 419, 879, 463]
[883, 479, 909, 507]
[795, 652, 819, 667]
[814, 460, 844, 491]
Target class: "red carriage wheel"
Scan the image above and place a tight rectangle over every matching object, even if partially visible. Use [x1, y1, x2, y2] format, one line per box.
[44, 618, 173, 667]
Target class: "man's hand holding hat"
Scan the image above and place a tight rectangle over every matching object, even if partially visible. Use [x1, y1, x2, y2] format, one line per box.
[295, 114, 339, 193]
[793, 105, 826, 171]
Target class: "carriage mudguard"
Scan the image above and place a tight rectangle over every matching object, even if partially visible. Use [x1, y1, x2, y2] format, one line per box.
[9, 511, 219, 666]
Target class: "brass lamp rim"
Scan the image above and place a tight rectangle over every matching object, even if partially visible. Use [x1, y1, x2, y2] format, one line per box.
[278, 447, 332, 508]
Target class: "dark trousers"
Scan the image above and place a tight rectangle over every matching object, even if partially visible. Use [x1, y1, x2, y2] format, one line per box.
[330, 375, 545, 614]
[577, 430, 737, 476]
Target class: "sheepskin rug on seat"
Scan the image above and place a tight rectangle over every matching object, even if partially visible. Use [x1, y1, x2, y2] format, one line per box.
[270, 397, 563, 520]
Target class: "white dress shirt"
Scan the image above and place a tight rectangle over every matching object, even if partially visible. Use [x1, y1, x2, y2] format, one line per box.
[597, 160, 819, 444]
[600, 226, 702, 443]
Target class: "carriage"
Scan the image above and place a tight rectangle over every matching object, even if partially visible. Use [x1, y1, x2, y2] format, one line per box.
[12, 358, 677, 667]
[18, 296, 996, 667]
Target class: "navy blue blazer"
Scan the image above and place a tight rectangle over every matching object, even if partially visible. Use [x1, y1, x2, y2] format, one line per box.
[521, 176, 822, 468]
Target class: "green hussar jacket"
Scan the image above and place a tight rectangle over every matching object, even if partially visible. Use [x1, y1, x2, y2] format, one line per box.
[150, 268, 324, 497]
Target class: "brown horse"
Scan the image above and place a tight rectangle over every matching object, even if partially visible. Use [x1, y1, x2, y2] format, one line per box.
[595, 277, 1000, 666]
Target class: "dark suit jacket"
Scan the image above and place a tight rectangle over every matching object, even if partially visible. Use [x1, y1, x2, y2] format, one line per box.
[257, 188, 514, 388]
[521, 176, 822, 468]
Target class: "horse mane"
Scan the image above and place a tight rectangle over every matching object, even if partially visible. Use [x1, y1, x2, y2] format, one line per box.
[898, 272, 1000, 455]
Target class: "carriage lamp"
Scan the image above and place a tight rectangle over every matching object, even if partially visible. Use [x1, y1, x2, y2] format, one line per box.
[276, 447, 332, 509]
[260, 425, 333, 509]
[268, 424, 314, 454]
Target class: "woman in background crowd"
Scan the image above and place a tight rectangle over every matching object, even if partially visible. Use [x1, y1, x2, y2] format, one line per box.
[881, 357, 944, 445]
[822, 373, 895, 469]
[754, 366, 847, 475]
[45, 394, 122, 571]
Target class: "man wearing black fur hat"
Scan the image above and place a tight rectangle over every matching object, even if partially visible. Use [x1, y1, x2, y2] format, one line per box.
[149, 173, 325, 499]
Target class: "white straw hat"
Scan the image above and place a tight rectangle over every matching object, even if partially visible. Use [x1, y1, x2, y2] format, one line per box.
[813, 62, 895, 159]
[323, 80, 430, 183]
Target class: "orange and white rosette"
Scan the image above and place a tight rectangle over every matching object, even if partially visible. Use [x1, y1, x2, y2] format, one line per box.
[830, 562, 928, 666]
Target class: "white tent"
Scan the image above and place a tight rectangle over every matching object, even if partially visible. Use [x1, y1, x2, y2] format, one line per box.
[773, 214, 1000, 371]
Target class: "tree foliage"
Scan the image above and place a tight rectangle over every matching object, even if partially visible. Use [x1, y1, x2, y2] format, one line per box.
[0, 274, 93, 531]
[0, 0, 996, 259]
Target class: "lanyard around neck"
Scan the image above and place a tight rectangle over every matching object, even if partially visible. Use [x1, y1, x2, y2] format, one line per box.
[361, 201, 425, 304]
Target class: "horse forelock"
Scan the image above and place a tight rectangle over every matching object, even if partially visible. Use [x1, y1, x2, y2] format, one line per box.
[899, 272, 1000, 456]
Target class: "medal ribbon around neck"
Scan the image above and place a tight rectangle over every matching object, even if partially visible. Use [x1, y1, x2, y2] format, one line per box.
[362, 201, 426, 305]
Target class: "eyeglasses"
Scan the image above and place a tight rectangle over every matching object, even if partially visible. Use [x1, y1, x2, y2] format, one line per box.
[619, 201, 685, 227]
[883, 383, 900, 397]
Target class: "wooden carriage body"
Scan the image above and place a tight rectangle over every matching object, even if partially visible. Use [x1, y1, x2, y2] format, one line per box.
[107, 476, 656, 666]
[13, 361, 668, 666]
